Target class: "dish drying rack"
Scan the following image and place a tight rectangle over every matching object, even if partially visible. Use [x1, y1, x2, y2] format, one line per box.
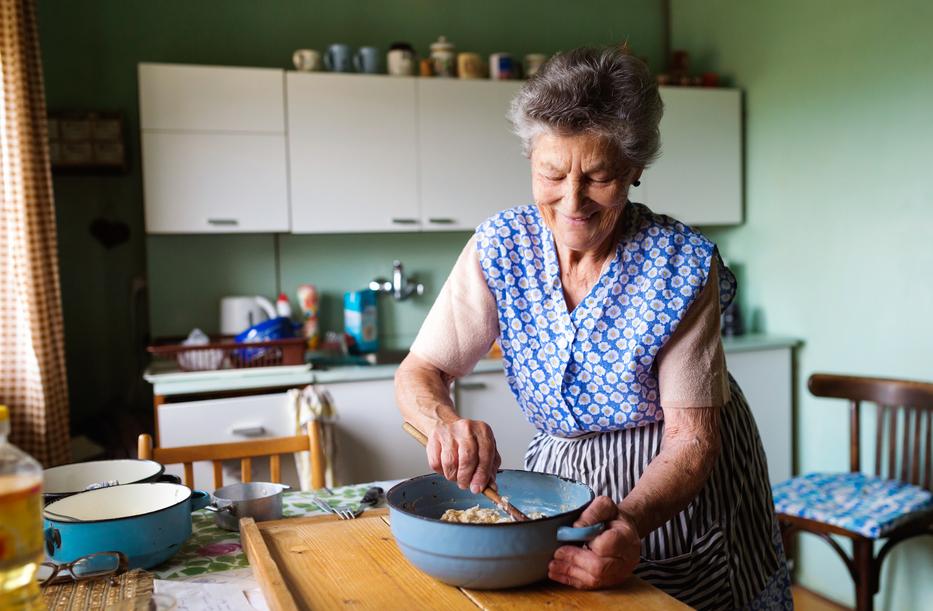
[147, 336, 307, 372]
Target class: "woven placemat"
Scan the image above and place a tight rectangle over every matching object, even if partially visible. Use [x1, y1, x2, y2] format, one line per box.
[42, 569, 153, 611]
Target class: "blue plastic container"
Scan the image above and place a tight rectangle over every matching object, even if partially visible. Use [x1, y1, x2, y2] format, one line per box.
[344, 290, 378, 353]
[234, 317, 298, 363]
[387, 470, 603, 589]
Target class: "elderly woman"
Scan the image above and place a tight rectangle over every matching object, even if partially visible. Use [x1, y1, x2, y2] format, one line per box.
[395, 47, 791, 609]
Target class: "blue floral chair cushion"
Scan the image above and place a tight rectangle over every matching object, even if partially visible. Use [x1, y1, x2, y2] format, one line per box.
[772, 472, 933, 538]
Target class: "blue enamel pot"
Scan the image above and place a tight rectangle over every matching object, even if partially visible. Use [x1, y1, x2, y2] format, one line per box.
[387, 470, 603, 589]
[42, 482, 210, 569]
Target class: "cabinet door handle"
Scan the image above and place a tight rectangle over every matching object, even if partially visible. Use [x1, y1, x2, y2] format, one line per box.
[207, 218, 239, 226]
[458, 382, 487, 391]
[231, 425, 266, 437]
[428, 218, 457, 225]
[391, 218, 420, 225]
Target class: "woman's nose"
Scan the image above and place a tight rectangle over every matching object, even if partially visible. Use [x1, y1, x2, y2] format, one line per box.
[562, 179, 585, 210]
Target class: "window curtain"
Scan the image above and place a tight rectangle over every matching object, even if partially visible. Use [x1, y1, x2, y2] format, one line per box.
[1, 0, 70, 466]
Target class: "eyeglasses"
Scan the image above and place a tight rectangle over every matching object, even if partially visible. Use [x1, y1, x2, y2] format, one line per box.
[37, 551, 128, 587]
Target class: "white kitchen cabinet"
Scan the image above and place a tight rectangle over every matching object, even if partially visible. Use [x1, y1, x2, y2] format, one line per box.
[139, 63, 285, 132]
[417, 79, 532, 231]
[157, 392, 300, 490]
[455, 371, 534, 470]
[725, 344, 794, 485]
[325, 378, 428, 484]
[287, 73, 421, 233]
[139, 63, 290, 233]
[639, 87, 742, 226]
[142, 132, 289, 233]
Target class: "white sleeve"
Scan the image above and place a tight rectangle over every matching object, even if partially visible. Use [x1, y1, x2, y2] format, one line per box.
[410, 235, 499, 378]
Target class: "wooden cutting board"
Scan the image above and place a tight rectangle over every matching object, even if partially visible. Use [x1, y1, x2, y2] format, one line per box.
[241, 509, 690, 611]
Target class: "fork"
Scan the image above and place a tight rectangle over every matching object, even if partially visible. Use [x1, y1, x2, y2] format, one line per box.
[309, 495, 357, 520]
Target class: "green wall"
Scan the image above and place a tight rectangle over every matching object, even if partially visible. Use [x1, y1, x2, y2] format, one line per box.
[37, 0, 665, 423]
[673, 1, 933, 608]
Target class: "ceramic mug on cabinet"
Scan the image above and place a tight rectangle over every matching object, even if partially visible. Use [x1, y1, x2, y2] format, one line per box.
[387, 42, 415, 76]
[489, 52, 515, 80]
[457, 52, 484, 79]
[324, 43, 353, 72]
[354, 46, 381, 74]
[524, 53, 548, 78]
[292, 49, 323, 72]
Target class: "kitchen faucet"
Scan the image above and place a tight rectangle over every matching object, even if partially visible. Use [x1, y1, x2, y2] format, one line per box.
[369, 260, 424, 301]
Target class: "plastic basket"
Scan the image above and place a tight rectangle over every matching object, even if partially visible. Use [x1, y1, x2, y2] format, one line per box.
[147, 336, 307, 372]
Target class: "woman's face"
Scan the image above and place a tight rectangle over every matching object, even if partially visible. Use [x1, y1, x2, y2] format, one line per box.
[531, 132, 641, 255]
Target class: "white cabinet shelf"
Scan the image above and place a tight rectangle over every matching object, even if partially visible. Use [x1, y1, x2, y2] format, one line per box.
[139, 63, 290, 234]
[640, 87, 742, 226]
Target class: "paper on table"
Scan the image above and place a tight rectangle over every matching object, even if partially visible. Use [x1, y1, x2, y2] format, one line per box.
[153, 580, 255, 611]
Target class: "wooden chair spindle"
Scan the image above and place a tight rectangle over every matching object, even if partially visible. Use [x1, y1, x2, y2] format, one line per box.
[241, 457, 252, 482]
[849, 399, 861, 472]
[213, 461, 224, 489]
[923, 411, 933, 491]
[184, 462, 194, 489]
[874, 404, 884, 477]
[887, 405, 897, 480]
[270, 454, 281, 483]
[910, 409, 921, 485]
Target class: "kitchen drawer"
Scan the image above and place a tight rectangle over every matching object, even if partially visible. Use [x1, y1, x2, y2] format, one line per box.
[158, 393, 300, 490]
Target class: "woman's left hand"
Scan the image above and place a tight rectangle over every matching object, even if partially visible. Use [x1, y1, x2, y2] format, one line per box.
[548, 496, 641, 590]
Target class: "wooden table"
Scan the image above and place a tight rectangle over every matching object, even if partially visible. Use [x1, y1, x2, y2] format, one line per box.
[241, 509, 690, 610]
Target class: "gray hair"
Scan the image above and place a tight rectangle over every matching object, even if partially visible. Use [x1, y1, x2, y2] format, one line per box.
[508, 46, 663, 167]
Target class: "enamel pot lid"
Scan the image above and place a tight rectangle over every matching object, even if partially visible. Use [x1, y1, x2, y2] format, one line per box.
[43, 459, 164, 495]
[43, 482, 193, 523]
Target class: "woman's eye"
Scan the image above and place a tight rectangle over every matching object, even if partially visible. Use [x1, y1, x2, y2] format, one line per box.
[539, 174, 563, 182]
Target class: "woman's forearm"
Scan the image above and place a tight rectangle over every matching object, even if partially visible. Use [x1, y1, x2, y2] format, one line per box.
[617, 406, 721, 538]
[394, 354, 460, 435]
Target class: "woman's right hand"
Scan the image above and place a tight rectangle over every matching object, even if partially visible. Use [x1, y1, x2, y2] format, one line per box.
[427, 418, 501, 494]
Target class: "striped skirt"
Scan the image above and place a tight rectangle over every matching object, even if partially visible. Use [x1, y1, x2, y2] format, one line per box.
[524, 376, 793, 610]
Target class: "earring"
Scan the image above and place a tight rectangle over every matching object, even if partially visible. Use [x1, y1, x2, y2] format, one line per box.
[632, 180, 641, 187]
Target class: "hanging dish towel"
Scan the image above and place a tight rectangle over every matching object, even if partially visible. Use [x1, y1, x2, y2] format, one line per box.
[287, 385, 338, 490]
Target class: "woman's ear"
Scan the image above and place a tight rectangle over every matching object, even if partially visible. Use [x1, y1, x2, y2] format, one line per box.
[631, 168, 644, 184]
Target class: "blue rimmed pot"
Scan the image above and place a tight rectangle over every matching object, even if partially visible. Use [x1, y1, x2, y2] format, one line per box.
[42, 482, 210, 569]
[387, 470, 603, 589]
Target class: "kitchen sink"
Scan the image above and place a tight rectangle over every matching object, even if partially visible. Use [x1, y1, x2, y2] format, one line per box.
[361, 349, 410, 365]
[308, 348, 410, 369]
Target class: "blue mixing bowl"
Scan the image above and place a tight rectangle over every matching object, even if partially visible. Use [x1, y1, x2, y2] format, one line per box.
[387, 470, 603, 589]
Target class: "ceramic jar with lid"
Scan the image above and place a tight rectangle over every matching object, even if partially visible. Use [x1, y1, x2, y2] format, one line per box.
[429, 35, 456, 77]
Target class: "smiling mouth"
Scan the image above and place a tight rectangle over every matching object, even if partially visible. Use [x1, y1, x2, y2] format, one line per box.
[563, 211, 596, 222]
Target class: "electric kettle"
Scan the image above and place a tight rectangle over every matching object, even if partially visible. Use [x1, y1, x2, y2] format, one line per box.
[219, 296, 277, 336]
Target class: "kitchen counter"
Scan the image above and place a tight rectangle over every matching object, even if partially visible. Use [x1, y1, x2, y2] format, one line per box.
[143, 333, 800, 397]
[144, 356, 505, 397]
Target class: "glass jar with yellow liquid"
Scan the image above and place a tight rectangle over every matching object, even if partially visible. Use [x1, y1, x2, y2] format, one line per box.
[0, 405, 45, 610]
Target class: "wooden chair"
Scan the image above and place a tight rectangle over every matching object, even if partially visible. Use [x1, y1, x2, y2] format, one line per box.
[775, 373, 933, 611]
[138, 421, 326, 490]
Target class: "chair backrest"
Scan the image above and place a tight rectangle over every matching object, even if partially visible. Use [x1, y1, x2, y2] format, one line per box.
[809, 373, 933, 491]
[138, 421, 325, 490]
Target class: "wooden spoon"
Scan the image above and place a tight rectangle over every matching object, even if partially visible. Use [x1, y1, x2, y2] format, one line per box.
[402, 422, 530, 522]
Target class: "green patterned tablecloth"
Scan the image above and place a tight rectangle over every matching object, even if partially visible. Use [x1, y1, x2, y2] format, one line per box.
[153, 483, 387, 580]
